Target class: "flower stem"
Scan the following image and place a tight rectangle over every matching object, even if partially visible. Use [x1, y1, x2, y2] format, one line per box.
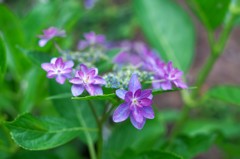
[192, 13, 236, 98]
[167, 10, 236, 147]
[88, 101, 103, 159]
[75, 106, 97, 159]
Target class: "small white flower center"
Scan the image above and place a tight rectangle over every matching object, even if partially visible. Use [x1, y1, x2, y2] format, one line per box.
[132, 98, 138, 105]
[83, 76, 89, 84]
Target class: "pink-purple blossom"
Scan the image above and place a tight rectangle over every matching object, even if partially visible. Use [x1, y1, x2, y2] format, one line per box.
[41, 57, 74, 84]
[77, 32, 105, 50]
[113, 74, 154, 130]
[38, 27, 66, 47]
[152, 62, 187, 90]
[84, 0, 97, 9]
[69, 64, 106, 96]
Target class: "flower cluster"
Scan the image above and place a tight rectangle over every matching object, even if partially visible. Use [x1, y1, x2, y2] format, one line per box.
[113, 74, 154, 129]
[113, 41, 187, 90]
[40, 27, 187, 130]
[77, 32, 106, 50]
[41, 57, 105, 96]
[104, 65, 153, 89]
[38, 27, 65, 47]
[70, 64, 106, 96]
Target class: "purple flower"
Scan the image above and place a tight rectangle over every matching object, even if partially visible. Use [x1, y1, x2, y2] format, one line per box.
[113, 41, 163, 69]
[113, 74, 154, 130]
[84, 0, 97, 9]
[41, 57, 74, 84]
[77, 32, 106, 50]
[152, 62, 187, 90]
[69, 64, 106, 96]
[85, 32, 105, 45]
[38, 27, 66, 47]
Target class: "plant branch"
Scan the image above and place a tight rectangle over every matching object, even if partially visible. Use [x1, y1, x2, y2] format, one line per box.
[192, 13, 236, 98]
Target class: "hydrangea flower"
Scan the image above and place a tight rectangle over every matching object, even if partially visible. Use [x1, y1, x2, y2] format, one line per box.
[152, 62, 187, 90]
[113, 41, 163, 69]
[41, 57, 74, 84]
[70, 64, 106, 96]
[84, 0, 97, 9]
[38, 27, 66, 47]
[77, 32, 105, 50]
[113, 74, 154, 130]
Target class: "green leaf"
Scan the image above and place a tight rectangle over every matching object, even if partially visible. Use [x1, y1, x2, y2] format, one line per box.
[168, 134, 216, 159]
[5, 113, 97, 150]
[72, 87, 195, 103]
[72, 93, 117, 101]
[20, 67, 45, 113]
[0, 124, 15, 159]
[117, 149, 183, 159]
[0, 4, 30, 77]
[103, 114, 165, 158]
[207, 85, 240, 106]
[49, 80, 104, 144]
[181, 119, 240, 138]
[134, 0, 195, 72]
[17, 47, 52, 66]
[188, 0, 231, 30]
[10, 151, 60, 159]
[0, 32, 6, 80]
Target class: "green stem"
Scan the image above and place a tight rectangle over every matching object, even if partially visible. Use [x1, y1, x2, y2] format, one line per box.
[165, 105, 190, 149]
[88, 101, 103, 159]
[167, 9, 237, 148]
[192, 13, 236, 98]
[75, 107, 97, 159]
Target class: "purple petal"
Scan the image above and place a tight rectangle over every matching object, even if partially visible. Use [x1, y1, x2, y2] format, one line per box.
[71, 85, 84, 96]
[77, 40, 89, 50]
[130, 115, 146, 130]
[140, 89, 152, 98]
[174, 71, 183, 78]
[39, 39, 49, 47]
[85, 84, 103, 96]
[173, 80, 188, 89]
[128, 74, 141, 93]
[167, 61, 173, 72]
[148, 94, 153, 100]
[132, 107, 144, 123]
[56, 75, 66, 84]
[88, 68, 98, 77]
[41, 63, 53, 71]
[112, 103, 130, 122]
[80, 64, 88, 73]
[55, 58, 63, 67]
[47, 71, 56, 78]
[116, 89, 127, 100]
[55, 30, 66, 37]
[84, 32, 95, 41]
[134, 89, 141, 98]
[69, 77, 83, 84]
[92, 86, 103, 95]
[152, 82, 161, 90]
[139, 98, 152, 106]
[96, 35, 105, 44]
[64, 61, 74, 68]
[61, 68, 72, 74]
[142, 106, 154, 119]
[124, 91, 133, 103]
[161, 81, 172, 90]
[94, 76, 106, 85]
